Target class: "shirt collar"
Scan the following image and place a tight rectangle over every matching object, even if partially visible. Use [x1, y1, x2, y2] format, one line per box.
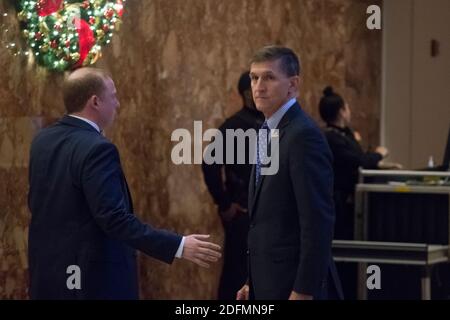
[68, 115, 101, 133]
[266, 98, 296, 130]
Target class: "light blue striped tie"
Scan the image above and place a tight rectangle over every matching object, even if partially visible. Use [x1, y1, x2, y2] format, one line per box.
[255, 121, 269, 186]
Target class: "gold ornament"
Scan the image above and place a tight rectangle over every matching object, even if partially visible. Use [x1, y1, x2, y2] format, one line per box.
[96, 29, 105, 38]
[41, 44, 49, 52]
[55, 48, 64, 57]
[22, 29, 30, 39]
[39, 21, 50, 34]
[71, 52, 80, 62]
[17, 11, 27, 22]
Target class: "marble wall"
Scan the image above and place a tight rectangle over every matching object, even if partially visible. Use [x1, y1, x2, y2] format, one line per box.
[0, 0, 381, 299]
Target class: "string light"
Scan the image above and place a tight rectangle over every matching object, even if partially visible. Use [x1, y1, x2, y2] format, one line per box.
[15, 0, 125, 71]
[1, 7, 24, 57]
[1, 0, 125, 66]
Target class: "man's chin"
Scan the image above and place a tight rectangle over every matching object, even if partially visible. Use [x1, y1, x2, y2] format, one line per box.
[255, 104, 267, 113]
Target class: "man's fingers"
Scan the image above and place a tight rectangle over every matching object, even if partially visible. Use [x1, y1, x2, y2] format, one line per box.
[189, 235, 222, 251]
[192, 234, 211, 240]
[243, 286, 249, 300]
[196, 253, 218, 262]
[198, 241, 221, 251]
[198, 247, 222, 258]
[194, 258, 210, 268]
[236, 285, 249, 300]
[195, 252, 219, 262]
[197, 252, 220, 261]
[236, 290, 247, 300]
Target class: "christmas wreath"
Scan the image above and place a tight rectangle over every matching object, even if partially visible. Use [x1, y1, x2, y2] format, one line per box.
[17, 0, 124, 71]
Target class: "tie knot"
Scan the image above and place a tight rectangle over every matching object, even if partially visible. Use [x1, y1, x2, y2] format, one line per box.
[261, 121, 269, 130]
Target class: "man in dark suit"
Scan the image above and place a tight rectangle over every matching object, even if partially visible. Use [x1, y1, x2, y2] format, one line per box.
[236, 46, 342, 300]
[28, 67, 221, 299]
[202, 71, 264, 299]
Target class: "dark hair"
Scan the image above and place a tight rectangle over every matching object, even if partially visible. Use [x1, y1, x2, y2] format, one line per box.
[237, 71, 251, 98]
[319, 86, 345, 124]
[250, 45, 301, 76]
[63, 68, 110, 114]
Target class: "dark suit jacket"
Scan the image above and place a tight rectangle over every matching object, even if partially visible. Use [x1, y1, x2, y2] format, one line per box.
[28, 115, 181, 299]
[324, 125, 382, 240]
[202, 106, 264, 211]
[248, 103, 342, 299]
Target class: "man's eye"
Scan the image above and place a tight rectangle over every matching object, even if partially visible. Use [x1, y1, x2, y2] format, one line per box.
[250, 76, 258, 81]
[261, 75, 274, 81]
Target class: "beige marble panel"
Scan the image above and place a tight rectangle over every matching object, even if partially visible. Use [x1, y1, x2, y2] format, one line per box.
[0, 0, 381, 299]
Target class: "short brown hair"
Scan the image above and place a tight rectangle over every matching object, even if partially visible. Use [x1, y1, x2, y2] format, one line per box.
[62, 68, 110, 114]
[250, 45, 301, 77]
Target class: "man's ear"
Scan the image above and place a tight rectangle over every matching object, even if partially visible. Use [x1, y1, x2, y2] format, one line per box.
[91, 95, 100, 110]
[289, 76, 300, 95]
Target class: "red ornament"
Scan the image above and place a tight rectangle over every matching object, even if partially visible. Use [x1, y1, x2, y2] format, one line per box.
[35, 32, 42, 40]
[102, 24, 109, 32]
[105, 8, 114, 19]
[65, 40, 71, 47]
[81, 1, 90, 9]
[89, 16, 96, 25]
[54, 24, 62, 31]
[50, 40, 58, 49]
[37, 0, 63, 17]
[116, 0, 124, 17]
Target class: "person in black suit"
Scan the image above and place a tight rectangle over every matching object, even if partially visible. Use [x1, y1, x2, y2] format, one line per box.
[202, 71, 264, 300]
[28, 67, 221, 300]
[236, 46, 342, 300]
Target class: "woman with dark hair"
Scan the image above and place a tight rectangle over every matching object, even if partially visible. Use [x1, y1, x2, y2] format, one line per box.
[319, 86, 388, 240]
[319, 86, 389, 299]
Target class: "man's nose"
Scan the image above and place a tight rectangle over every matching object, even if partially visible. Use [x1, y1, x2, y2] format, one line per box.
[254, 79, 266, 91]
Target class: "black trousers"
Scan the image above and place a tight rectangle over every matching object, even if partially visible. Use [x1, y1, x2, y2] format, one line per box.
[218, 213, 249, 300]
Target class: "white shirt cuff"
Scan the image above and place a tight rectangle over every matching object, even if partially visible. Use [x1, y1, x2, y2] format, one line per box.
[175, 236, 185, 258]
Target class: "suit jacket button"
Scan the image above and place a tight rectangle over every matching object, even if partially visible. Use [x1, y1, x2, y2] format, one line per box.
[246, 250, 250, 255]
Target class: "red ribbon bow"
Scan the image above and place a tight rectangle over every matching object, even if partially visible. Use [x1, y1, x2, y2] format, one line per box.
[37, 0, 64, 17]
[74, 18, 95, 67]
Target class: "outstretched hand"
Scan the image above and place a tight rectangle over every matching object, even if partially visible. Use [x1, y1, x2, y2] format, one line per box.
[182, 234, 221, 268]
